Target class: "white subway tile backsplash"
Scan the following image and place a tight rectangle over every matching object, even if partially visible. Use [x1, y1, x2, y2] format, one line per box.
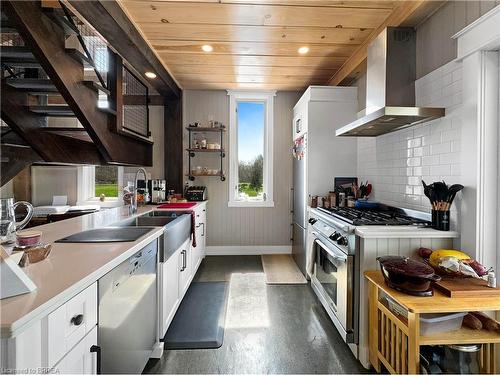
[430, 142, 451, 154]
[358, 60, 463, 216]
[422, 155, 440, 165]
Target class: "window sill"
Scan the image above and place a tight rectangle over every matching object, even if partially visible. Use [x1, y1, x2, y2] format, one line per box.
[77, 198, 123, 209]
[228, 200, 275, 208]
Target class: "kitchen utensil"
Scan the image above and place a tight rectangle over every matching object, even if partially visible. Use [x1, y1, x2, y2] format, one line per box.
[377, 256, 441, 296]
[434, 277, 500, 297]
[0, 198, 34, 245]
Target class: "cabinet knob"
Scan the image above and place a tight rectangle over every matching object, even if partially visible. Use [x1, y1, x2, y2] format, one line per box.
[70, 314, 84, 326]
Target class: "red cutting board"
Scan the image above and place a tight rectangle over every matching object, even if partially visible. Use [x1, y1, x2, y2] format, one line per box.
[434, 277, 500, 297]
[157, 202, 197, 209]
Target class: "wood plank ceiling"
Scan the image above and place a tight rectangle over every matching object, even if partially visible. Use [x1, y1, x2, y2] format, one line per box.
[120, 0, 428, 91]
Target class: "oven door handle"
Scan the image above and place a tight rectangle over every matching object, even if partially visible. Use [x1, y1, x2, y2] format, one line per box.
[314, 238, 347, 262]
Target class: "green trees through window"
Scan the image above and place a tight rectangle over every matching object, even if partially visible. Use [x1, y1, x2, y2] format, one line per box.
[238, 154, 263, 197]
[95, 166, 118, 197]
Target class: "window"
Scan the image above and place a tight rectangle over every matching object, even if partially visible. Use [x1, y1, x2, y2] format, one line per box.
[95, 166, 119, 197]
[77, 165, 123, 207]
[228, 90, 275, 207]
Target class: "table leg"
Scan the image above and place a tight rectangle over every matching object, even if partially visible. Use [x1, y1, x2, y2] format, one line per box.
[369, 282, 381, 372]
[407, 312, 420, 374]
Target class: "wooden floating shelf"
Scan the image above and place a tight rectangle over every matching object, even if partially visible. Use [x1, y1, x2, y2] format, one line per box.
[186, 127, 226, 132]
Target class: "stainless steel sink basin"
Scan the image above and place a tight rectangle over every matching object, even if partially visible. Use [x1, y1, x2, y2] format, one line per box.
[56, 227, 155, 243]
[143, 210, 189, 218]
[118, 216, 177, 227]
[113, 212, 192, 262]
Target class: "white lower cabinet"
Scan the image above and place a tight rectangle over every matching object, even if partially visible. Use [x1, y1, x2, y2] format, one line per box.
[54, 326, 97, 374]
[0, 283, 98, 374]
[47, 282, 97, 368]
[159, 249, 180, 336]
[193, 204, 207, 269]
[178, 238, 192, 298]
[158, 203, 207, 338]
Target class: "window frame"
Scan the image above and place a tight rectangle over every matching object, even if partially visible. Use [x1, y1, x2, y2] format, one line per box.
[227, 90, 276, 208]
[76, 165, 123, 207]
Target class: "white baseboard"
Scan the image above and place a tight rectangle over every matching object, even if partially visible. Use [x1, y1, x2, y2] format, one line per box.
[205, 245, 292, 256]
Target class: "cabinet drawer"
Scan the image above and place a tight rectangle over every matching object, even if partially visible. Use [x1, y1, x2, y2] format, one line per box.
[47, 283, 97, 367]
[54, 325, 97, 375]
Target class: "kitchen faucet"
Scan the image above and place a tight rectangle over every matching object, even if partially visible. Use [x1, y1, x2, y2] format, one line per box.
[129, 167, 148, 214]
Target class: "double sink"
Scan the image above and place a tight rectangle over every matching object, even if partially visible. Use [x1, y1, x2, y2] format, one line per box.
[117, 210, 192, 261]
[57, 210, 192, 261]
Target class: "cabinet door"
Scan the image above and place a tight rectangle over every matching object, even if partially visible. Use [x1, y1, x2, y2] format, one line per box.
[56, 326, 97, 374]
[178, 239, 191, 298]
[160, 251, 180, 337]
[194, 205, 207, 266]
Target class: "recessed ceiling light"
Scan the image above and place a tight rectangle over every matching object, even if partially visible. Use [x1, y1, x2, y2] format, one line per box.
[145, 71, 157, 79]
[202, 44, 213, 52]
[298, 46, 309, 55]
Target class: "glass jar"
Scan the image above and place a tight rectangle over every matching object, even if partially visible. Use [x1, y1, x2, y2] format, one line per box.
[442, 344, 481, 374]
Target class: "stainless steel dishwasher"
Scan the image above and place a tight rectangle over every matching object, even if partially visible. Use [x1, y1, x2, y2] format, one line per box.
[98, 239, 158, 374]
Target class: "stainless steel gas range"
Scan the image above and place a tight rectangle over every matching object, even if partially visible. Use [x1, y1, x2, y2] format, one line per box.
[308, 205, 431, 358]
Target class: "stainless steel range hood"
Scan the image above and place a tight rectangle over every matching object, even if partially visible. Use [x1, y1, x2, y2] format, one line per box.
[336, 27, 445, 137]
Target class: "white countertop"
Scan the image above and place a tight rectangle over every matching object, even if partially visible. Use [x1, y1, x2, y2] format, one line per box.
[0, 202, 207, 338]
[355, 226, 459, 239]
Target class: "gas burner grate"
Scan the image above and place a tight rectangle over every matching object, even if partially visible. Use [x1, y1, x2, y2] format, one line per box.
[317, 207, 429, 226]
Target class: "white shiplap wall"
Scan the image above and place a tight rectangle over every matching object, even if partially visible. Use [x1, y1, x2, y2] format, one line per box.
[183, 90, 301, 249]
[357, 60, 463, 228]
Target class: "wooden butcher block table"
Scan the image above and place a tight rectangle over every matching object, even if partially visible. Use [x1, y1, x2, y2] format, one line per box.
[365, 271, 500, 374]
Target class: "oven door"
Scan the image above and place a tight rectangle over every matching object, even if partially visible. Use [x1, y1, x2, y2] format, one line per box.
[313, 236, 354, 334]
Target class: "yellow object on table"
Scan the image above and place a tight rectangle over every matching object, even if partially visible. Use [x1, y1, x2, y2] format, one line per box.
[365, 271, 500, 374]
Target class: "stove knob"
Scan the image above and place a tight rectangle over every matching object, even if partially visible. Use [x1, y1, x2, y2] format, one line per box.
[331, 232, 341, 241]
[308, 218, 317, 225]
[337, 236, 348, 246]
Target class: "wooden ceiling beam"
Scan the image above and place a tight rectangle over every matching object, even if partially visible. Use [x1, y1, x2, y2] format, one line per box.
[327, 0, 428, 86]
[67, 0, 180, 98]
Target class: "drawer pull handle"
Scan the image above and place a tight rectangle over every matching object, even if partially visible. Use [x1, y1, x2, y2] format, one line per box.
[70, 314, 84, 326]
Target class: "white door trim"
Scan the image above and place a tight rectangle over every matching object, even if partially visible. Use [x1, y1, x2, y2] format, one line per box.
[453, 6, 500, 272]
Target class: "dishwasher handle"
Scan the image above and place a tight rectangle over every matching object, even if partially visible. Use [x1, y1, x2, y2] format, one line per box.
[90, 345, 101, 375]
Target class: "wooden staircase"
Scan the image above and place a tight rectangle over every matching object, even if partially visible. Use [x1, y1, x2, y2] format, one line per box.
[1, 0, 153, 186]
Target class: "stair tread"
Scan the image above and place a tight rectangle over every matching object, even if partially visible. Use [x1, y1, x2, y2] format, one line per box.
[28, 105, 75, 117]
[40, 127, 93, 143]
[6, 78, 58, 91]
[66, 48, 94, 67]
[83, 80, 110, 96]
[0, 46, 40, 68]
